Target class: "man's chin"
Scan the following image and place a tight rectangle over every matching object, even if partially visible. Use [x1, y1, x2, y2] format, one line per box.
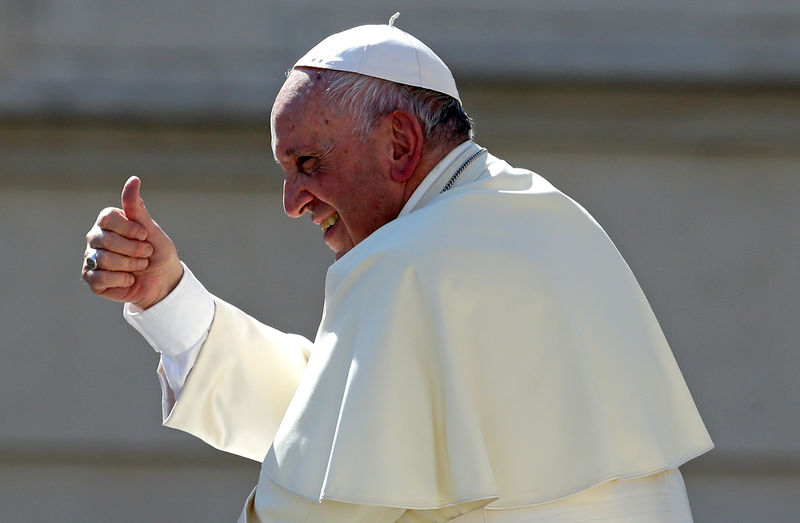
[324, 229, 354, 260]
[329, 243, 354, 260]
[329, 238, 354, 260]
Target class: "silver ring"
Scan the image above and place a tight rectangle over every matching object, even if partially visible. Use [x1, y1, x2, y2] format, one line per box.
[86, 250, 99, 270]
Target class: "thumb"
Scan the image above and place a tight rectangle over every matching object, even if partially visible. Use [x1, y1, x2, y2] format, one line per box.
[121, 176, 155, 230]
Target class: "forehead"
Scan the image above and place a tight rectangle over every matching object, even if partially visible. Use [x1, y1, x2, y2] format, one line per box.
[273, 74, 319, 128]
[271, 71, 347, 159]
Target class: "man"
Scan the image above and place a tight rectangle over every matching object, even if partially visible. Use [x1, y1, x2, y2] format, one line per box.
[82, 19, 713, 522]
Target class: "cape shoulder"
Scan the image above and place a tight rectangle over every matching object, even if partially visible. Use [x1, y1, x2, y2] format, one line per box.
[263, 162, 713, 509]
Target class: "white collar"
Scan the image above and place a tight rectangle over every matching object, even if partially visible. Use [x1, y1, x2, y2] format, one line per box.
[397, 140, 476, 218]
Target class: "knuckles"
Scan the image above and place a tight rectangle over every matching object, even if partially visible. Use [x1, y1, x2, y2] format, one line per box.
[85, 226, 100, 245]
[85, 226, 108, 249]
[96, 207, 121, 226]
[80, 267, 104, 293]
[82, 203, 156, 299]
[135, 241, 153, 258]
[89, 280, 106, 295]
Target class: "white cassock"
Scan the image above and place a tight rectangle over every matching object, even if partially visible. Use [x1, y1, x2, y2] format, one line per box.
[127, 141, 713, 521]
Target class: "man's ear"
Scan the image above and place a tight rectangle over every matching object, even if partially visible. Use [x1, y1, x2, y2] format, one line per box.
[388, 110, 423, 183]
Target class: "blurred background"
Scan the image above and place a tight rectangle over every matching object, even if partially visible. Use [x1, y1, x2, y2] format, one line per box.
[1, 1, 798, 521]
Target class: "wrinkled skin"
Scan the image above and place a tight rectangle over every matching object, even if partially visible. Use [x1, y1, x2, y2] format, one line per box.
[271, 69, 414, 260]
[81, 176, 183, 310]
[82, 67, 439, 309]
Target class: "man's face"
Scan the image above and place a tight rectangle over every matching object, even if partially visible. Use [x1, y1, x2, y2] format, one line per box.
[271, 71, 404, 260]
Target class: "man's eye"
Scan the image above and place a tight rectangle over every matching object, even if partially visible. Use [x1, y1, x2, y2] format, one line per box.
[298, 156, 319, 173]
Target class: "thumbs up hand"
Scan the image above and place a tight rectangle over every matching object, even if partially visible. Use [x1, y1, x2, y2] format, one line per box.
[82, 176, 184, 310]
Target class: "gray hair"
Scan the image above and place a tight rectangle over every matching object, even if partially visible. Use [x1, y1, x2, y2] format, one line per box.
[315, 69, 474, 149]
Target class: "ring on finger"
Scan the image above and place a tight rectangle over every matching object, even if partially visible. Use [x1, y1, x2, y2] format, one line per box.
[86, 250, 99, 270]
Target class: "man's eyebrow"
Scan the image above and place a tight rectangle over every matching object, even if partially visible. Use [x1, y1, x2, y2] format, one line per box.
[272, 146, 296, 165]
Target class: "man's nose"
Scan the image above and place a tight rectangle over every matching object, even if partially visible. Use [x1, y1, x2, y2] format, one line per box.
[283, 178, 313, 218]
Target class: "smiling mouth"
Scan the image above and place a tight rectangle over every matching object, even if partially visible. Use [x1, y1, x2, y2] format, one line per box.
[320, 212, 339, 232]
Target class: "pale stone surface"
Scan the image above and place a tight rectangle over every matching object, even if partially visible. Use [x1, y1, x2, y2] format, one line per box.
[2, 1, 800, 117]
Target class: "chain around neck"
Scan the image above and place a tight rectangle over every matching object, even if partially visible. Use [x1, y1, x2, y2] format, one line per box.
[440, 148, 487, 194]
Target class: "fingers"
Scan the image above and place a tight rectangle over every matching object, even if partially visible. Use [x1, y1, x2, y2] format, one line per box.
[87, 226, 153, 258]
[83, 176, 183, 308]
[87, 207, 152, 267]
[94, 206, 148, 242]
[82, 265, 135, 295]
[84, 248, 149, 273]
[82, 201, 152, 298]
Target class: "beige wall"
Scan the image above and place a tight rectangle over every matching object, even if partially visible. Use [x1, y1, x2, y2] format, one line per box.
[1, 3, 799, 522]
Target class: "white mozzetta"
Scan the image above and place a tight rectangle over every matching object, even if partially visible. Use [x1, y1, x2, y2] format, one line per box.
[166, 143, 713, 511]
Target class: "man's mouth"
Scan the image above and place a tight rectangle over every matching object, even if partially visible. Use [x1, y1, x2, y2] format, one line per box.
[320, 212, 339, 232]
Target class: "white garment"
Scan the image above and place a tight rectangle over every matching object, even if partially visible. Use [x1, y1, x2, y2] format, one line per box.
[125, 263, 213, 415]
[255, 144, 712, 508]
[125, 142, 711, 520]
[455, 469, 693, 522]
[123, 140, 478, 409]
[123, 268, 693, 522]
[238, 469, 692, 522]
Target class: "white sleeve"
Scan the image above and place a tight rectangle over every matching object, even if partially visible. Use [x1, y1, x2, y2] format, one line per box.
[123, 263, 215, 408]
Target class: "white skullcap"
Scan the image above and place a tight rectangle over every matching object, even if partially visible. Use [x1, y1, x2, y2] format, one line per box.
[293, 16, 461, 104]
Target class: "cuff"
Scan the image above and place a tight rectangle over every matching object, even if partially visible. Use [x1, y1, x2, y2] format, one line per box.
[124, 262, 215, 357]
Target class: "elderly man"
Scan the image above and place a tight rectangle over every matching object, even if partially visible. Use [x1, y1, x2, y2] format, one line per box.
[82, 19, 712, 522]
